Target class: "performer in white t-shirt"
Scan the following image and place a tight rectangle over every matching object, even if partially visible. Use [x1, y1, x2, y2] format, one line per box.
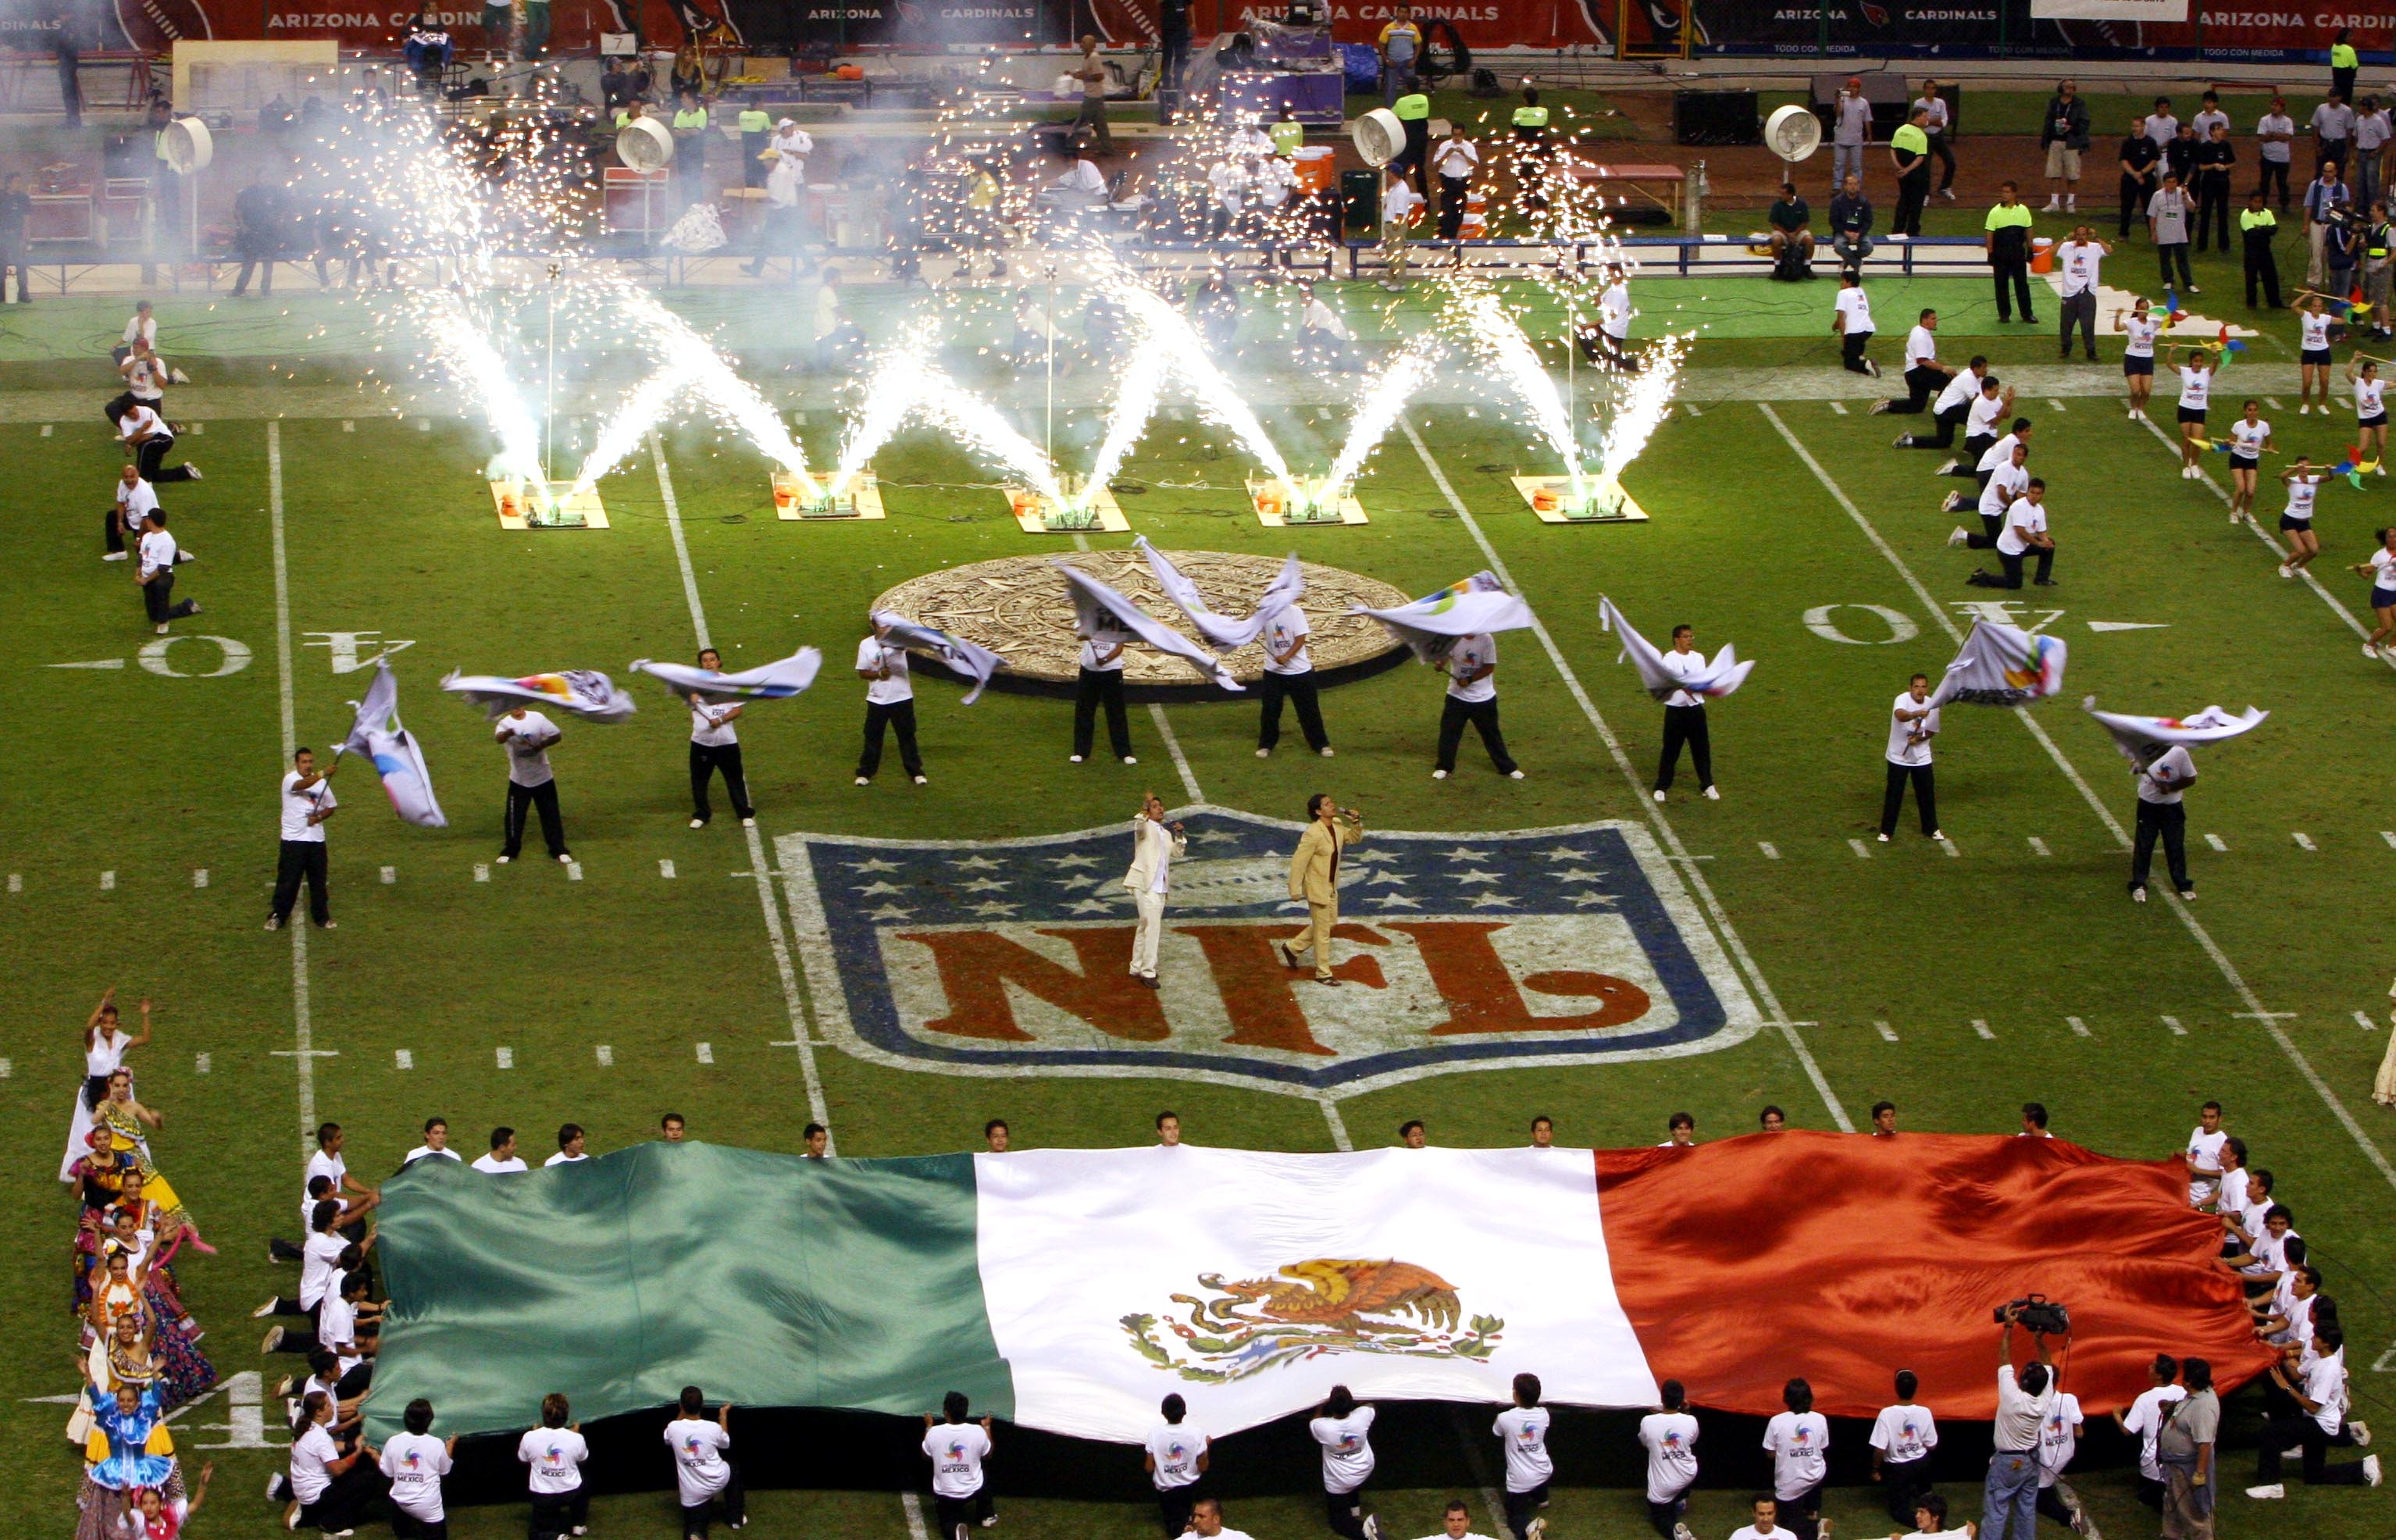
[924, 1392, 997, 1539]
[1492, 1373, 1553, 1540]
[1870, 1370, 1940, 1523]
[1257, 598, 1332, 757]
[1144, 1393, 1210, 1536]
[2114, 296, 2162, 419]
[1309, 1385, 1378, 1540]
[1877, 674, 1942, 844]
[1637, 1380, 1701, 1540]
[1833, 269, 1880, 376]
[1761, 1378, 1830, 1540]
[376, 1398, 458, 1535]
[665, 1387, 743, 1535]
[855, 618, 928, 786]
[2223, 399, 2273, 522]
[268, 747, 339, 931]
[518, 1393, 592, 1539]
[1432, 633, 1521, 780]
[685, 647, 755, 829]
[2359, 523, 2396, 658]
[2184, 1103, 2228, 1204]
[2277, 455, 2326, 576]
[2129, 741, 2199, 903]
[2173, 345, 2218, 477]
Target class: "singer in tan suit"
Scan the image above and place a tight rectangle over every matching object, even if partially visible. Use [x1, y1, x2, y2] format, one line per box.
[1281, 793, 1364, 983]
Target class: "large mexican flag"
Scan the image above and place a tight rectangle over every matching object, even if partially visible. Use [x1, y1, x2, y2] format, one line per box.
[363, 1135, 2271, 1443]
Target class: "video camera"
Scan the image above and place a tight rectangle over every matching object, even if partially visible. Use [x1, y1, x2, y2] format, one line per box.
[1994, 1294, 2071, 1335]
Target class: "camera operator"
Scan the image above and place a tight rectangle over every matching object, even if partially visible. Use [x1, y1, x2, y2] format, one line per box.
[1981, 1303, 2059, 1540]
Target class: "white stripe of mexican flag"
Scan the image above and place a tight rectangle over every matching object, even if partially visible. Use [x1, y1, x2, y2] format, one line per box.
[972, 1146, 1656, 1442]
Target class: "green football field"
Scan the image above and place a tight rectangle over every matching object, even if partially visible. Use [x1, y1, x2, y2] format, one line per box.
[5, 258, 2396, 1540]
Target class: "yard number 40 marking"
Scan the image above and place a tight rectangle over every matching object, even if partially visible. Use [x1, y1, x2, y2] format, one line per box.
[302, 632, 415, 674]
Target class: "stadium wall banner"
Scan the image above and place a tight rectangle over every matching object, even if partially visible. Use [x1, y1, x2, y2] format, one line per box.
[363, 1135, 2277, 1444]
[1688, 0, 2373, 60]
[2029, 0, 2185, 22]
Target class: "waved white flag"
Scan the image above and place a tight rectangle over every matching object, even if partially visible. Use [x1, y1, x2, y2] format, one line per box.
[2082, 699, 2267, 767]
[1599, 597, 1755, 703]
[1926, 619, 2066, 709]
[440, 668, 638, 723]
[1135, 538, 1304, 652]
[1353, 571, 1534, 665]
[632, 647, 823, 704]
[872, 611, 1009, 706]
[336, 658, 447, 829]
[1057, 562, 1243, 691]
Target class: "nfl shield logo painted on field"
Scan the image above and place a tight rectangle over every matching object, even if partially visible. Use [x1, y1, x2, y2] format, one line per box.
[779, 810, 1760, 1096]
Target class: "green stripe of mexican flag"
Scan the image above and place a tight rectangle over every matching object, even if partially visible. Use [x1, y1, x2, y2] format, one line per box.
[365, 1143, 1654, 1443]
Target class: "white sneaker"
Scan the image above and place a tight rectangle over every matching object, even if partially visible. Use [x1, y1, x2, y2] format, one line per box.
[170, 368, 191, 384]
[1361, 1517, 1380, 1540]
[2350, 1420, 2370, 1446]
[557, 853, 572, 864]
[2279, 562, 2294, 577]
[2131, 886, 2147, 903]
[740, 817, 755, 827]
[1877, 832, 1891, 842]
[1069, 754, 1084, 763]
[1870, 398, 1891, 414]
[1673, 1526, 1697, 1540]
[155, 622, 169, 635]
[690, 818, 705, 829]
[2367, 1453, 2384, 1486]
[2041, 198, 2062, 212]
[102, 550, 127, 561]
[1432, 768, 1449, 779]
[1526, 1520, 1545, 1540]
[855, 776, 870, 786]
[1653, 788, 1667, 801]
[1121, 756, 1137, 765]
[1935, 458, 1959, 475]
[2369, 643, 2382, 659]
[1255, 747, 1270, 758]
[1508, 768, 1526, 779]
[1941, 492, 1965, 513]
[2244, 1485, 2284, 1500]
[913, 775, 929, 785]
[1703, 785, 1720, 800]
[1319, 747, 1335, 757]
[1931, 829, 1946, 840]
[496, 854, 512, 864]
[1949, 526, 1970, 547]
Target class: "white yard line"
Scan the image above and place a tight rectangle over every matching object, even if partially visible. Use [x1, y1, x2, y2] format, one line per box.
[1147, 703, 1207, 805]
[1764, 403, 2396, 1189]
[648, 432, 836, 1148]
[1316, 1098, 1353, 1151]
[268, 421, 318, 1152]
[1402, 418, 1851, 1132]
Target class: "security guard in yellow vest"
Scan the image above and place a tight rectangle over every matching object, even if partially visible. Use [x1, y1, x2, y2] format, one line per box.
[2241, 191, 2282, 309]
[672, 90, 710, 209]
[1511, 87, 1549, 145]
[1513, 87, 1551, 211]
[1393, 89, 1432, 198]
[738, 105, 771, 187]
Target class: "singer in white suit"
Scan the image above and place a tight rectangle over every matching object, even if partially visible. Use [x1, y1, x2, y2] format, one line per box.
[1123, 793, 1186, 988]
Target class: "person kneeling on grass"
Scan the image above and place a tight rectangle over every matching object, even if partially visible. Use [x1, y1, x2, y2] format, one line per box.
[924, 1391, 995, 1540]
[2248, 1321, 2382, 1497]
[666, 1386, 743, 1535]
[1833, 269, 1880, 376]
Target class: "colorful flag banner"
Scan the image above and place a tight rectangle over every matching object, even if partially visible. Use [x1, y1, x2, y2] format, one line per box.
[439, 668, 639, 723]
[1352, 571, 1535, 665]
[334, 658, 446, 829]
[1926, 618, 2067, 709]
[1599, 597, 1756, 703]
[362, 1137, 2274, 1447]
[1134, 538, 1304, 653]
[1056, 562, 1243, 692]
[871, 611, 1009, 706]
[2082, 699, 2268, 767]
[631, 647, 823, 704]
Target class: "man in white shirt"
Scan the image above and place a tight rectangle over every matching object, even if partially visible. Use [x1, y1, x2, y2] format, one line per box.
[1380, 168, 1426, 291]
[256, 1196, 359, 1349]
[1299, 279, 1357, 370]
[1432, 123, 1478, 238]
[1870, 1370, 1939, 1522]
[1938, 379, 2016, 479]
[1832, 268, 1879, 376]
[304, 1122, 377, 1234]
[110, 337, 169, 426]
[379, 1397, 458, 1533]
[2128, 742, 2197, 903]
[1592, 274, 1638, 371]
[1896, 354, 1987, 447]
[1970, 478, 2054, 591]
[471, 1125, 529, 1173]
[1831, 76, 1871, 191]
[665, 1385, 743, 1533]
[495, 705, 569, 864]
[519, 1394, 592, 1539]
[1637, 1379, 1699, 1540]
[925, 1391, 997, 1538]
[1309, 1386, 1378, 1540]
[2257, 97, 2297, 209]
[114, 299, 158, 363]
[855, 618, 928, 786]
[105, 464, 158, 561]
[2253, 1323, 2380, 1493]
[1071, 616, 1137, 765]
[1651, 624, 1718, 803]
[116, 399, 200, 484]
[813, 267, 865, 372]
[1878, 673, 1941, 844]
[1187, 1497, 1256, 1540]
[134, 511, 200, 634]
[685, 647, 755, 829]
[1954, 440, 2029, 550]
[1145, 1392, 1209, 1535]
[1123, 792, 1186, 988]
[1432, 633, 1521, 780]
[1492, 1373, 1552, 1540]
[316, 1267, 376, 1392]
[404, 1116, 463, 1166]
[1874, 309, 1952, 417]
[2315, 92, 2357, 181]
[1984, 1307, 2059, 1540]
[269, 746, 339, 930]
[1726, 1494, 1794, 1540]
[1054, 140, 1109, 199]
[544, 1124, 589, 1166]
[2114, 1353, 2187, 1510]
[2357, 95, 2391, 210]
[2055, 226, 2111, 361]
[1417, 1499, 1499, 1540]
[1257, 598, 1332, 757]
[2182, 1102, 2227, 1208]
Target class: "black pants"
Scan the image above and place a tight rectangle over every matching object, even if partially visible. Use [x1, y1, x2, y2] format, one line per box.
[1259, 671, 1330, 752]
[276, 1460, 380, 1531]
[1893, 169, 1931, 236]
[232, 245, 275, 296]
[2131, 797, 2189, 892]
[1881, 761, 1938, 836]
[2258, 158, 2291, 207]
[502, 779, 566, 859]
[1883, 1456, 1933, 1523]
[1888, 364, 1941, 413]
[1502, 1482, 1547, 1540]
[2059, 290, 2098, 356]
[1436, 696, 1517, 774]
[529, 1485, 590, 1540]
[1073, 667, 1134, 760]
[688, 742, 753, 823]
[2319, 137, 2350, 176]
[932, 1487, 993, 1540]
[2247, 234, 2284, 308]
[1992, 256, 2036, 320]
[1781, 1480, 1824, 1540]
[1656, 704, 1712, 790]
[741, 129, 768, 187]
[105, 508, 132, 554]
[1977, 547, 2052, 587]
[1438, 175, 1469, 239]
[135, 436, 194, 482]
[2035, 1485, 2077, 1525]
[2196, 173, 2234, 250]
[141, 568, 194, 623]
[1927, 130, 1957, 191]
[2260, 1417, 2369, 1483]
[2120, 175, 2156, 237]
[1902, 401, 1966, 447]
[391, 1513, 449, 1540]
[1161, 30, 1189, 93]
[858, 698, 923, 780]
[680, 1462, 746, 1537]
[1968, 511, 2004, 547]
[1645, 1482, 1692, 1539]
[272, 839, 331, 927]
[1156, 1487, 1196, 1538]
[2158, 240, 2194, 290]
[1841, 330, 1874, 373]
[1324, 1487, 1368, 1540]
[1948, 433, 1995, 474]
